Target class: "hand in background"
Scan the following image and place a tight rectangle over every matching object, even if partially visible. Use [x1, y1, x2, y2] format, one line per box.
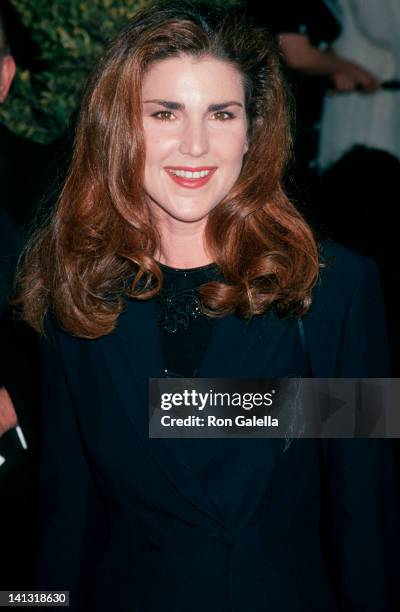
[278, 33, 380, 94]
[332, 59, 381, 93]
[0, 387, 18, 436]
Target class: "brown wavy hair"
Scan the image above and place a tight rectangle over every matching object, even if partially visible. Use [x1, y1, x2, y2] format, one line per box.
[16, 0, 319, 339]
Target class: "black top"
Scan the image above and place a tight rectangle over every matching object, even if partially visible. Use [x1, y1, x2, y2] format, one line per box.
[155, 262, 226, 473]
[155, 262, 221, 378]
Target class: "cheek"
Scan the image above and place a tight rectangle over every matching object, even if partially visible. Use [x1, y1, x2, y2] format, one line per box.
[213, 130, 247, 169]
[144, 130, 177, 164]
[146, 141, 167, 164]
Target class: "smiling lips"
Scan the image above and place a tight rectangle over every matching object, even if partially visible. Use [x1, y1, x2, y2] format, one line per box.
[164, 166, 217, 189]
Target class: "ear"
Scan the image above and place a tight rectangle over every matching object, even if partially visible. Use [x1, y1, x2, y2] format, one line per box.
[0, 55, 16, 103]
[243, 139, 249, 155]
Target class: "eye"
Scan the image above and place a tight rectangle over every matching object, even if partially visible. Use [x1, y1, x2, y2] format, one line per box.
[152, 110, 176, 122]
[211, 111, 235, 121]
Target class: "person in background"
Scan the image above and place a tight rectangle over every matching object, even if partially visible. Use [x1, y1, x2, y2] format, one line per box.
[0, 7, 40, 591]
[318, 0, 400, 169]
[245, 0, 379, 211]
[0, 209, 20, 319]
[0, 206, 21, 443]
[0, 9, 15, 103]
[315, 0, 400, 374]
[0, 3, 55, 232]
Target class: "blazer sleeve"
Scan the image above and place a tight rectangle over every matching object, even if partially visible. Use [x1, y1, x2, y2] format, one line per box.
[321, 438, 400, 611]
[316, 250, 399, 610]
[336, 256, 390, 377]
[35, 321, 108, 606]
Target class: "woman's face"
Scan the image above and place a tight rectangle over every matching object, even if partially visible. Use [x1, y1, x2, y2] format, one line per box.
[142, 54, 248, 224]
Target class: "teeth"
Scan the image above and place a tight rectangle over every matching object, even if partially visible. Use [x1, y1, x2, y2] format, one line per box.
[170, 169, 211, 178]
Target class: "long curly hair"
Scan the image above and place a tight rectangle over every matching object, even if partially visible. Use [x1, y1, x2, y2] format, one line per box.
[15, 0, 319, 338]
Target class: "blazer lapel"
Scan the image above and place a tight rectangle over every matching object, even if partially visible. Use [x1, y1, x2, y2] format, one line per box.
[99, 298, 293, 525]
[198, 308, 295, 378]
[184, 309, 294, 474]
[99, 297, 229, 526]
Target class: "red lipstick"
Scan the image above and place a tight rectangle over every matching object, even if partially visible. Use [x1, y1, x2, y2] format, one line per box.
[164, 166, 217, 189]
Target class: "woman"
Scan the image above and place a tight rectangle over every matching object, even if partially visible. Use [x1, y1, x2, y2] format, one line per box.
[16, 1, 398, 610]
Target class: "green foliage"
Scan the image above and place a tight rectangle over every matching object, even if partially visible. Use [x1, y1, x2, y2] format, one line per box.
[0, 0, 238, 144]
[0, 0, 149, 143]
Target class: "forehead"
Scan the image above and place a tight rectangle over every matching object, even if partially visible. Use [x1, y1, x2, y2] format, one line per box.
[141, 54, 245, 101]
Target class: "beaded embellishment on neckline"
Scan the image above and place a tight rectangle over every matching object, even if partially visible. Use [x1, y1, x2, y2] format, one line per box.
[155, 282, 212, 333]
[155, 264, 220, 333]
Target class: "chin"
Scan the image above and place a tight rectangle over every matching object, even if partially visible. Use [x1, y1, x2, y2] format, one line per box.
[147, 191, 217, 224]
[167, 208, 211, 223]
[158, 198, 213, 222]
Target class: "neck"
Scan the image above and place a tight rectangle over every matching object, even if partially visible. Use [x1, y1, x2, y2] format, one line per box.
[155, 216, 213, 269]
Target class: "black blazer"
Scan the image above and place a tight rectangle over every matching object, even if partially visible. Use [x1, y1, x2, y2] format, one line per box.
[36, 240, 399, 611]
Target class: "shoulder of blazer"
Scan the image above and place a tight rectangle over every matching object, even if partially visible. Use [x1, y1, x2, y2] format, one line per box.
[301, 238, 388, 376]
[41, 313, 90, 361]
[42, 239, 384, 372]
[309, 237, 378, 318]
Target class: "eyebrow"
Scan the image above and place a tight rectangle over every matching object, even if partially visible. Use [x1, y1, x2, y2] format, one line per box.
[143, 99, 243, 111]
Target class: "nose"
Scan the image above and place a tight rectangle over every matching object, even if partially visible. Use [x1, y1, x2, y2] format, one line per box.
[178, 118, 210, 157]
